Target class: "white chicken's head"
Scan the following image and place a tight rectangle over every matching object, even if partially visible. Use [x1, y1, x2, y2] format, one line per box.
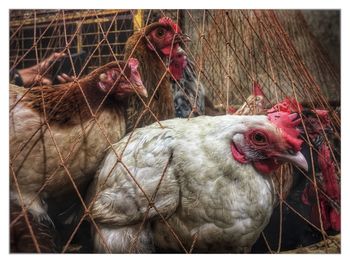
[230, 112, 308, 175]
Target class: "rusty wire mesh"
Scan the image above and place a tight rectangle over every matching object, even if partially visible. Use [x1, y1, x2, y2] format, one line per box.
[9, 9, 340, 253]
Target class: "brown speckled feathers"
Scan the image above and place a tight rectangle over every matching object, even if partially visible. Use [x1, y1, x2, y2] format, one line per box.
[11, 61, 128, 125]
[10, 202, 58, 253]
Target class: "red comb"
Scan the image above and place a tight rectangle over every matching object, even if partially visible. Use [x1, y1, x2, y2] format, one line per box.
[128, 58, 139, 72]
[314, 109, 330, 127]
[252, 82, 265, 97]
[268, 97, 303, 114]
[267, 111, 303, 151]
[159, 17, 181, 33]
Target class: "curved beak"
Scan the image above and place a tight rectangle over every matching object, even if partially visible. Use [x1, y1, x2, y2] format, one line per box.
[174, 33, 191, 44]
[276, 151, 308, 171]
[135, 84, 148, 98]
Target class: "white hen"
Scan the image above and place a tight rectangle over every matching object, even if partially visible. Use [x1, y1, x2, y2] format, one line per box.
[88, 113, 308, 253]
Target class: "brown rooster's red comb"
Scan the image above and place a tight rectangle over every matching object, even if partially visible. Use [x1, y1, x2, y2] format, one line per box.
[267, 111, 303, 152]
[159, 17, 181, 33]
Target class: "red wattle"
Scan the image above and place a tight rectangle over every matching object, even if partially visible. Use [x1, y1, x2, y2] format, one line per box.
[230, 143, 280, 175]
[318, 144, 340, 201]
[318, 144, 340, 231]
[161, 44, 179, 57]
[253, 159, 280, 175]
[230, 143, 248, 164]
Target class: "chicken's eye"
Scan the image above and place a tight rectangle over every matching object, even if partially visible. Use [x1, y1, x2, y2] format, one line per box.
[156, 28, 166, 37]
[250, 131, 268, 146]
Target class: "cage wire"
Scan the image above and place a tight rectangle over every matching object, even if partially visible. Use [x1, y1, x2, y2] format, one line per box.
[9, 9, 340, 253]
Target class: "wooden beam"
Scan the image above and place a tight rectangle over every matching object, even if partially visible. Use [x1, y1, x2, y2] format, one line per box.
[9, 10, 129, 28]
[281, 234, 340, 254]
[133, 10, 143, 31]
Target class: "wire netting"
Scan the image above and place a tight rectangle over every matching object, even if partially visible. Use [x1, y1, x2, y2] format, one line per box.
[9, 9, 340, 253]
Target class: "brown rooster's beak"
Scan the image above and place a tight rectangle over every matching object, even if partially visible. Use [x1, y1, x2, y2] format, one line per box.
[135, 85, 148, 98]
[174, 33, 191, 44]
[276, 151, 308, 171]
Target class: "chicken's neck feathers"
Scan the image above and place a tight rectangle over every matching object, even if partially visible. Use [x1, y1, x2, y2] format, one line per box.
[15, 77, 122, 125]
[124, 33, 175, 130]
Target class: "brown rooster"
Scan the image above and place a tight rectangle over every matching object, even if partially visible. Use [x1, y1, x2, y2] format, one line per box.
[124, 17, 190, 131]
[10, 59, 147, 252]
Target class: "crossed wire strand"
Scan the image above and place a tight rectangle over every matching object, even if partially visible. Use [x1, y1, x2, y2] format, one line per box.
[9, 9, 340, 253]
